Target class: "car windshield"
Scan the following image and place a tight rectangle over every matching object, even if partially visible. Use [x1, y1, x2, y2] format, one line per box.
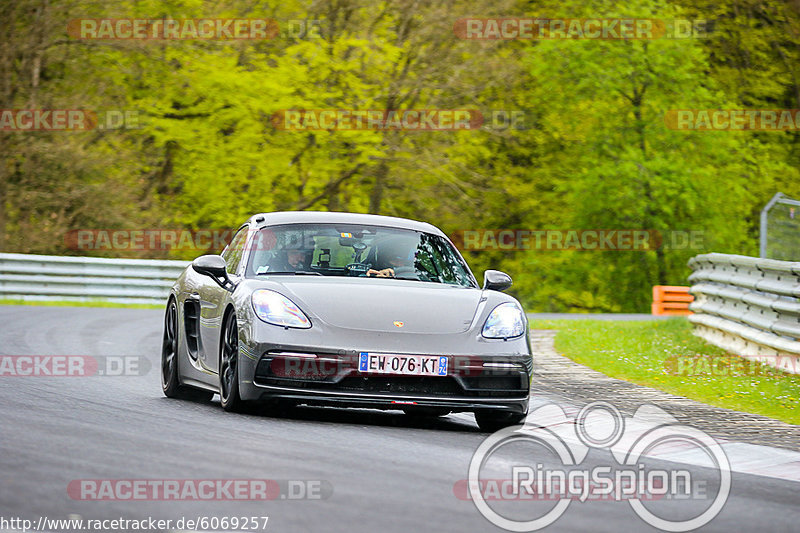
[245, 224, 476, 287]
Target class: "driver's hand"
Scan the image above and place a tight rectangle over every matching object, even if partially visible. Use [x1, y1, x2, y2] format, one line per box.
[366, 268, 395, 278]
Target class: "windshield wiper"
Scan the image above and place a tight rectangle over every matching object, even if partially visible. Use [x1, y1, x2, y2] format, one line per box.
[256, 271, 323, 276]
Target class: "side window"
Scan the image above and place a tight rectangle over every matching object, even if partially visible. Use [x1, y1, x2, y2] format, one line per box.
[221, 227, 248, 274]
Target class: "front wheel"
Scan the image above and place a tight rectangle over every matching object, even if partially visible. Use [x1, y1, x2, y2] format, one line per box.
[474, 410, 527, 433]
[161, 299, 213, 402]
[219, 312, 246, 412]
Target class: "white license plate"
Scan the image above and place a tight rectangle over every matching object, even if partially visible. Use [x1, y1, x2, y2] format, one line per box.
[358, 352, 447, 376]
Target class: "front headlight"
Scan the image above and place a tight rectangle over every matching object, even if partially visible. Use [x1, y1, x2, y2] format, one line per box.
[481, 302, 525, 339]
[252, 289, 311, 329]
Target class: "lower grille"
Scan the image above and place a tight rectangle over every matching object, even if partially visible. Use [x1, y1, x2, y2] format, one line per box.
[335, 376, 463, 396]
[462, 375, 525, 390]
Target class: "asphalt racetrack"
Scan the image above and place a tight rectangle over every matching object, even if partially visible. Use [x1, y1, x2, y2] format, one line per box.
[1, 306, 798, 533]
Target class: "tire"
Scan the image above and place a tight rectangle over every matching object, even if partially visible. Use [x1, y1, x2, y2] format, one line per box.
[219, 311, 246, 412]
[161, 299, 214, 402]
[474, 410, 527, 433]
[402, 407, 450, 418]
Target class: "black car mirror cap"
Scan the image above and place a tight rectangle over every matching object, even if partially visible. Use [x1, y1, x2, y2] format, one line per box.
[192, 255, 235, 291]
[483, 269, 512, 291]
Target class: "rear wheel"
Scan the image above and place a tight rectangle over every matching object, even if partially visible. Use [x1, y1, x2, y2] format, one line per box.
[220, 312, 246, 412]
[161, 299, 213, 401]
[474, 410, 526, 433]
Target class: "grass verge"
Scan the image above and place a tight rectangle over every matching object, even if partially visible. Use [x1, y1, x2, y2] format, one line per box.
[531, 318, 800, 425]
[0, 298, 162, 309]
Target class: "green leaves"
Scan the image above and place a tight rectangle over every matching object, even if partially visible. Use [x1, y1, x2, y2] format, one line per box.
[3, 0, 800, 310]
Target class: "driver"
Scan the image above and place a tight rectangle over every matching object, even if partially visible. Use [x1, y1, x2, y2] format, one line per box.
[367, 240, 414, 278]
[286, 249, 312, 270]
[271, 247, 313, 272]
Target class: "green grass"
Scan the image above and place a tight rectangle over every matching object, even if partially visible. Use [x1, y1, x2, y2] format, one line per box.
[531, 318, 800, 425]
[0, 298, 162, 309]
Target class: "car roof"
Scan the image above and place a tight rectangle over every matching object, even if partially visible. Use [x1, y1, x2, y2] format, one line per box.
[247, 211, 445, 236]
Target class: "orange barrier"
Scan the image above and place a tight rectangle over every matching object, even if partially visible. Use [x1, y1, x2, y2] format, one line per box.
[652, 285, 693, 316]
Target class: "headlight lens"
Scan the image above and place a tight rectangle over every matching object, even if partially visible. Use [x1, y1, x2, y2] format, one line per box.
[252, 289, 311, 328]
[481, 302, 525, 339]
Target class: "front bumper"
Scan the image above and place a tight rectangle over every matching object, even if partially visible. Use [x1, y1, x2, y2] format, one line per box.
[239, 350, 531, 414]
[235, 306, 533, 414]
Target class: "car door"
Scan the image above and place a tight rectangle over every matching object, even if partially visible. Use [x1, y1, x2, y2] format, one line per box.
[198, 225, 249, 374]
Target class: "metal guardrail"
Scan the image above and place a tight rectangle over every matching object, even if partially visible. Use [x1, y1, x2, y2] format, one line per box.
[0, 253, 188, 305]
[688, 252, 800, 374]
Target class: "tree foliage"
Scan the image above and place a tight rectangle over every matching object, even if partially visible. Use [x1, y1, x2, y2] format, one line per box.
[2, 0, 800, 311]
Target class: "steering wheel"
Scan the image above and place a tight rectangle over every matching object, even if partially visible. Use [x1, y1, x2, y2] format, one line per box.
[392, 266, 417, 278]
[345, 262, 372, 276]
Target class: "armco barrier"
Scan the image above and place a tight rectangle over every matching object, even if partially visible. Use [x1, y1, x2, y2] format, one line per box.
[688, 252, 800, 374]
[0, 253, 188, 305]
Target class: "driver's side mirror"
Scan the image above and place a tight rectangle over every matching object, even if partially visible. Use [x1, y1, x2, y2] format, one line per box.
[192, 255, 235, 291]
[483, 269, 512, 291]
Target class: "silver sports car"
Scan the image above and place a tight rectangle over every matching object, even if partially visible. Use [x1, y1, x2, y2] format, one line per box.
[161, 211, 532, 431]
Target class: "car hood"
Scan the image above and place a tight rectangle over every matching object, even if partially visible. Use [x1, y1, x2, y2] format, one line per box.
[256, 277, 483, 334]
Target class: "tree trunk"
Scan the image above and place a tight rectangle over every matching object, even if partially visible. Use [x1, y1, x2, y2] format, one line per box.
[368, 161, 387, 214]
